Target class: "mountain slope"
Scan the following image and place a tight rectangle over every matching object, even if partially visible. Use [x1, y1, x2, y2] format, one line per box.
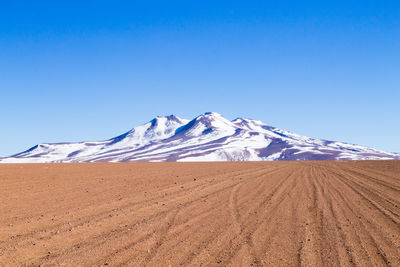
[1, 112, 398, 163]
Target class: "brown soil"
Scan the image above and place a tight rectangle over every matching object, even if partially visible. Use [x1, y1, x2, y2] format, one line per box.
[0, 161, 399, 266]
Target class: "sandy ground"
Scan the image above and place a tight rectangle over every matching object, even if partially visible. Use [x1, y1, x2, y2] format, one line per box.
[0, 161, 399, 266]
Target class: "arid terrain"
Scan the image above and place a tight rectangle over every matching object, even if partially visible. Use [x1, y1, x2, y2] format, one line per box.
[0, 161, 399, 266]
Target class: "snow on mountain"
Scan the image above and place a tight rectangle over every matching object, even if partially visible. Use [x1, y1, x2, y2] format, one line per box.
[1, 112, 398, 163]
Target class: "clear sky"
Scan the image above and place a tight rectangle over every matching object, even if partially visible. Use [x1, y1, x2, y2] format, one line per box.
[1, 0, 399, 157]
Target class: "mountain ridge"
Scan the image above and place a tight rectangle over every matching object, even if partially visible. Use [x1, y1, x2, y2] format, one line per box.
[1, 112, 398, 163]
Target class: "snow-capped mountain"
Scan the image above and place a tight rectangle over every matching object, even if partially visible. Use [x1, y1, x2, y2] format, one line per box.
[1, 112, 398, 163]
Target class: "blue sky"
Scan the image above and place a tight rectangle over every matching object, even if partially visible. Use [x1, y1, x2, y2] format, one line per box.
[1, 0, 399, 156]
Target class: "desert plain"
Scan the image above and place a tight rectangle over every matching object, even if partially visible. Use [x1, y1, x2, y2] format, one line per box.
[0, 161, 399, 266]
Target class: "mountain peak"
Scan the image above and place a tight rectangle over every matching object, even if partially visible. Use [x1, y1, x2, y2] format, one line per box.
[174, 112, 236, 138]
[150, 114, 186, 125]
[203, 111, 222, 116]
[194, 112, 229, 122]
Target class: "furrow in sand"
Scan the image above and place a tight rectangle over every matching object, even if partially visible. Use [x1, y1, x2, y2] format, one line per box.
[1, 165, 272, 260]
[342, 165, 400, 192]
[327, 164, 400, 229]
[1, 161, 399, 266]
[333, 165, 400, 213]
[42, 165, 286, 266]
[320, 164, 400, 266]
[0, 164, 268, 228]
[105, 165, 290, 266]
[206, 165, 301, 266]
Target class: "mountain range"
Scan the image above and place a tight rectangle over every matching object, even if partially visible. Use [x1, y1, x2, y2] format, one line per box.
[1, 112, 398, 163]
